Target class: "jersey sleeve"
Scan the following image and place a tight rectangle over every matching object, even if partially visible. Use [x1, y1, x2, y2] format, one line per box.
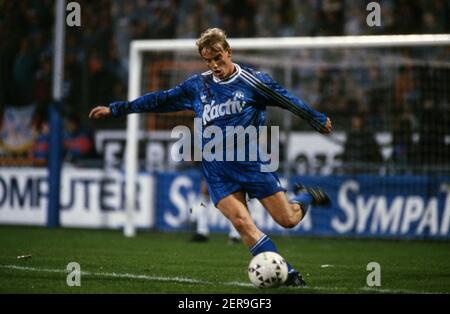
[108, 75, 198, 117]
[248, 71, 327, 132]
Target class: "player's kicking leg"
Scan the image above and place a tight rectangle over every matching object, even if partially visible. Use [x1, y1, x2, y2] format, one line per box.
[292, 183, 331, 211]
[259, 186, 330, 230]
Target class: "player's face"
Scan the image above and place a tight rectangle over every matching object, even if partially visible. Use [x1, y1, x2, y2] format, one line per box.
[200, 45, 234, 79]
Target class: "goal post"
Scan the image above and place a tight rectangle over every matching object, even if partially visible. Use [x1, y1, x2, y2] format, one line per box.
[125, 34, 450, 237]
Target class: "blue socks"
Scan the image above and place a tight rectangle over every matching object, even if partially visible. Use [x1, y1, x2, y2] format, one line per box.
[250, 234, 296, 274]
[291, 192, 313, 216]
[249, 234, 277, 256]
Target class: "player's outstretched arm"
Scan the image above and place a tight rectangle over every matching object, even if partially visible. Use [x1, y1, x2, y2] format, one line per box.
[88, 106, 112, 120]
[88, 76, 197, 119]
[249, 70, 332, 134]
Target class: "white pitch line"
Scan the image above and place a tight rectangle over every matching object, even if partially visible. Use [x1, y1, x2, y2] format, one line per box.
[0, 265, 441, 293]
[0, 265, 251, 287]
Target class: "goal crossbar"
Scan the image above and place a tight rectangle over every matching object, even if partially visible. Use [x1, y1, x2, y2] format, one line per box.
[131, 34, 450, 52]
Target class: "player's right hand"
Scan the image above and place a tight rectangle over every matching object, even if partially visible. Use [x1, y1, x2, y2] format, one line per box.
[89, 106, 111, 119]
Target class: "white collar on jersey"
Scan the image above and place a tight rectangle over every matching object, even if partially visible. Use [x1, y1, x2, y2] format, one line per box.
[212, 63, 241, 84]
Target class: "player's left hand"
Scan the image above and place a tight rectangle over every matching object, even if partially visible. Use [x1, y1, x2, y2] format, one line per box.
[320, 117, 332, 134]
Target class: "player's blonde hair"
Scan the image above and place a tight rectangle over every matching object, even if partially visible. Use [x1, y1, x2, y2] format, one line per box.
[196, 28, 231, 55]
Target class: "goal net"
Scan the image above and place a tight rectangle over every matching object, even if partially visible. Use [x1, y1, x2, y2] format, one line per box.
[124, 35, 450, 236]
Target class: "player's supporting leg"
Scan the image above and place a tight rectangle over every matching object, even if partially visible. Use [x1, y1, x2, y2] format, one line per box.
[257, 192, 306, 285]
[216, 191, 305, 286]
[228, 221, 241, 244]
[216, 191, 262, 245]
[258, 188, 330, 286]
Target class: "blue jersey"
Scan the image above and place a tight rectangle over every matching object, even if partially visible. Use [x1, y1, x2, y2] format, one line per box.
[109, 64, 327, 205]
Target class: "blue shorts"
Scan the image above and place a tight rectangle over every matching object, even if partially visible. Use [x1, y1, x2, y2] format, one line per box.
[202, 161, 285, 206]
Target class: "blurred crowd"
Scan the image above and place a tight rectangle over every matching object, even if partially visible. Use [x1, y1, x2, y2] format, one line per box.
[0, 0, 449, 172]
[1, 0, 449, 108]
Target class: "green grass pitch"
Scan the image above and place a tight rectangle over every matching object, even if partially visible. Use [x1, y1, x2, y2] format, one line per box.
[0, 225, 449, 293]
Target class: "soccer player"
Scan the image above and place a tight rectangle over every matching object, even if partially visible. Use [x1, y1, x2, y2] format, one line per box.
[89, 28, 332, 286]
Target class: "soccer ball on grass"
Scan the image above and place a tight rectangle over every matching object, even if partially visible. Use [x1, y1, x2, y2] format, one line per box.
[248, 252, 288, 288]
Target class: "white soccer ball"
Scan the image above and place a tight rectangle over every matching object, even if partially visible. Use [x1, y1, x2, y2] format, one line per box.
[248, 252, 289, 288]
